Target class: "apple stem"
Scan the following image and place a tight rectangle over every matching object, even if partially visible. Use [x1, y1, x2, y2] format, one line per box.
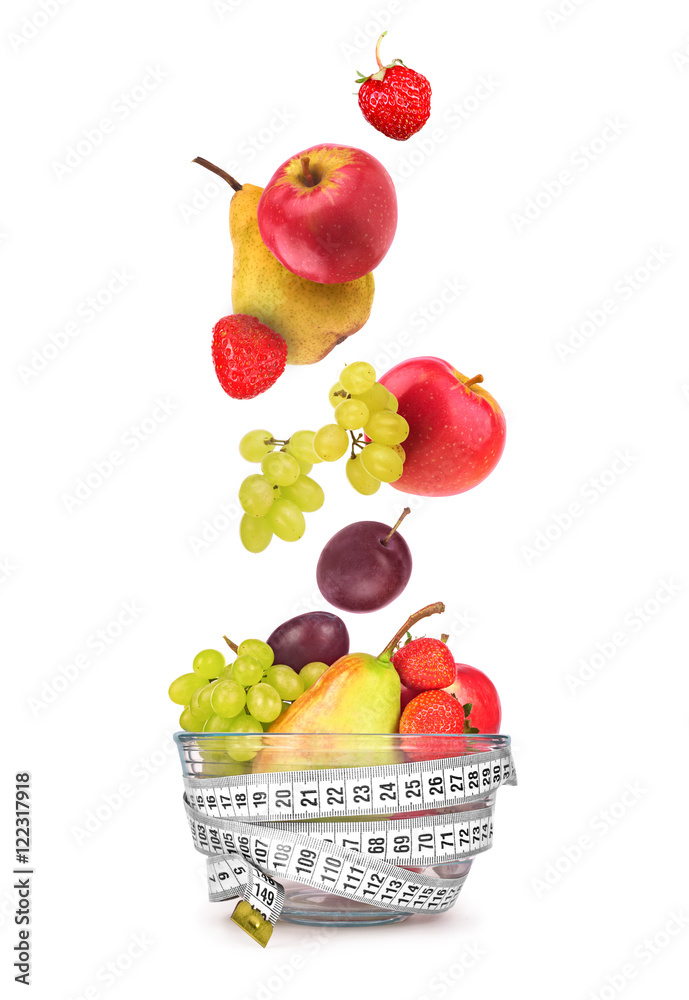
[465, 374, 484, 389]
[379, 602, 445, 660]
[440, 633, 450, 644]
[193, 157, 243, 191]
[381, 507, 411, 546]
[375, 31, 387, 70]
[300, 156, 316, 187]
[223, 636, 239, 653]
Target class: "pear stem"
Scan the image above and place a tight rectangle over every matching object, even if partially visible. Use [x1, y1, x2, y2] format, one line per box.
[300, 156, 316, 187]
[379, 602, 445, 660]
[465, 374, 484, 389]
[223, 635, 239, 653]
[193, 157, 243, 192]
[375, 31, 387, 70]
[381, 507, 411, 546]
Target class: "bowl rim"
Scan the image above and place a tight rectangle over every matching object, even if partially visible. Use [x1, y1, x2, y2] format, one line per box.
[175, 731, 510, 744]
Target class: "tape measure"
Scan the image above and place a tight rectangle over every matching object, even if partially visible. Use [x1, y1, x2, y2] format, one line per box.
[182, 746, 516, 946]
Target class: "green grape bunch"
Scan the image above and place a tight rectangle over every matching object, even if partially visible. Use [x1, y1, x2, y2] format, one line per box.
[167, 635, 307, 760]
[237, 361, 409, 553]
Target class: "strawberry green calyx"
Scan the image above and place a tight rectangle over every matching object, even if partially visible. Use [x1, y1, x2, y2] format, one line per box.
[451, 698, 479, 734]
[355, 31, 406, 85]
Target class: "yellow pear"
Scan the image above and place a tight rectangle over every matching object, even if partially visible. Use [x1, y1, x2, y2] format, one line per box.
[194, 158, 375, 365]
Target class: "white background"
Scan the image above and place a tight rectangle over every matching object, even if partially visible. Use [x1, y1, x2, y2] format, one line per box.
[3, 0, 689, 997]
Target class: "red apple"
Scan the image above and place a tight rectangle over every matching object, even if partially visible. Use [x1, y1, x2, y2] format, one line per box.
[444, 664, 502, 733]
[256, 143, 397, 284]
[400, 683, 416, 713]
[379, 357, 506, 497]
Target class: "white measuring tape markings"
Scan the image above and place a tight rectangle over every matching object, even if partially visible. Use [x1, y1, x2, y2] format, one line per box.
[182, 748, 516, 945]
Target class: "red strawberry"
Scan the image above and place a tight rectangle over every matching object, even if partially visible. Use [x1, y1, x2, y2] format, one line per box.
[392, 636, 455, 691]
[356, 32, 431, 141]
[399, 689, 466, 734]
[211, 314, 287, 400]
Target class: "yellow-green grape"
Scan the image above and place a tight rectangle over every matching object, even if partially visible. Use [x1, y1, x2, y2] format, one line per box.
[225, 714, 263, 761]
[204, 713, 240, 732]
[239, 429, 274, 463]
[266, 665, 305, 700]
[300, 661, 330, 689]
[261, 451, 301, 486]
[191, 680, 219, 721]
[179, 705, 207, 731]
[210, 678, 246, 717]
[238, 474, 279, 517]
[294, 458, 313, 475]
[280, 475, 325, 513]
[237, 639, 274, 669]
[328, 382, 348, 407]
[345, 454, 381, 495]
[267, 498, 306, 541]
[313, 424, 349, 462]
[340, 361, 376, 394]
[391, 443, 406, 463]
[198, 749, 226, 763]
[386, 392, 399, 413]
[168, 672, 206, 705]
[335, 398, 370, 430]
[364, 410, 410, 446]
[360, 442, 404, 483]
[352, 381, 389, 414]
[227, 713, 263, 733]
[246, 683, 283, 723]
[240, 514, 272, 553]
[232, 654, 264, 687]
[192, 648, 225, 679]
[286, 429, 321, 465]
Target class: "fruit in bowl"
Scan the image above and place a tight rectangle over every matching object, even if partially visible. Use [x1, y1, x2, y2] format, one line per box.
[393, 633, 501, 734]
[268, 602, 444, 734]
[266, 611, 349, 672]
[443, 663, 502, 733]
[167, 604, 503, 748]
[379, 357, 506, 497]
[256, 143, 397, 284]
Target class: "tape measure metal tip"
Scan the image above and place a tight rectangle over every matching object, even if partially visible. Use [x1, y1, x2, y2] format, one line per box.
[232, 901, 273, 948]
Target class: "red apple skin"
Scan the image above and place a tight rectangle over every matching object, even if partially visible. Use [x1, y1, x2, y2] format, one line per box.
[256, 144, 397, 284]
[379, 357, 506, 497]
[444, 664, 502, 733]
[400, 683, 416, 713]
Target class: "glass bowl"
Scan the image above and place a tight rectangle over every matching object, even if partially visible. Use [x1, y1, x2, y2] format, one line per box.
[175, 732, 512, 927]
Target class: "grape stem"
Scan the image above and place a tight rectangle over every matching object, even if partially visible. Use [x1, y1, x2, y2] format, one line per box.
[223, 635, 239, 653]
[267, 437, 290, 446]
[381, 507, 411, 546]
[349, 431, 365, 459]
[379, 602, 445, 660]
[192, 157, 243, 191]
